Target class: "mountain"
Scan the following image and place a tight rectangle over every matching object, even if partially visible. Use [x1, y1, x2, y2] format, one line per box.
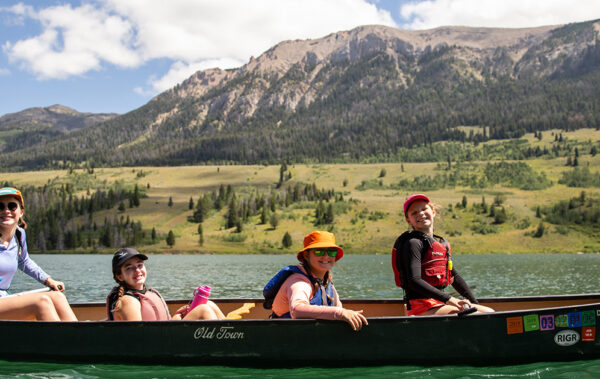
[2, 20, 600, 170]
[0, 105, 118, 154]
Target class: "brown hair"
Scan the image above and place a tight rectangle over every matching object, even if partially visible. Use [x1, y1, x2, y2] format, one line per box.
[110, 283, 127, 314]
[300, 253, 334, 303]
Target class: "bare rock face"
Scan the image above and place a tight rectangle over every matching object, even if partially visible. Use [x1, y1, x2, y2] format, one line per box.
[156, 21, 598, 128]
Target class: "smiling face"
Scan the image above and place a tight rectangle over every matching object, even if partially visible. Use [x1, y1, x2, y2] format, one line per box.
[116, 256, 147, 290]
[0, 195, 24, 231]
[405, 199, 436, 234]
[304, 249, 336, 279]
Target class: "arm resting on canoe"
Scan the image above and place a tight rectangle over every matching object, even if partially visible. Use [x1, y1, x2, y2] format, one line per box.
[111, 294, 143, 321]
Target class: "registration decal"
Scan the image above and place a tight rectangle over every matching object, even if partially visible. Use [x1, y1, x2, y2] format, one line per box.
[523, 315, 540, 332]
[582, 310, 596, 326]
[507, 316, 523, 334]
[540, 314, 555, 331]
[568, 312, 582, 327]
[555, 314, 569, 328]
[582, 327, 596, 341]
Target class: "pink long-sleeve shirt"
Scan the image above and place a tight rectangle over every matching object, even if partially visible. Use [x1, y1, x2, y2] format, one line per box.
[271, 265, 344, 320]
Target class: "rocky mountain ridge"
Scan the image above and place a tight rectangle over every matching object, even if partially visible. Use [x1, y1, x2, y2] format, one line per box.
[2, 19, 600, 169]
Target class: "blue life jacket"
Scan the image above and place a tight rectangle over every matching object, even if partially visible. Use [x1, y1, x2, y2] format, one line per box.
[263, 265, 337, 318]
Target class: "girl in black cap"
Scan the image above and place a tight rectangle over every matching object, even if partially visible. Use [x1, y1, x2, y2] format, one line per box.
[107, 248, 225, 321]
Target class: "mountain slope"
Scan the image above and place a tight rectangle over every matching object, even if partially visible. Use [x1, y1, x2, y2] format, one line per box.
[2, 20, 600, 169]
[0, 105, 118, 154]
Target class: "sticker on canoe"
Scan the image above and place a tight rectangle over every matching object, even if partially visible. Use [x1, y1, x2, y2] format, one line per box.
[568, 312, 582, 327]
[507, 316, 523, 334]
[523, 315, 540, 332]
[555, 314, 569, 328]
[554, 330, 580, 346]
[540, 315, 555, 331]
[582, 310, 596, 326]
[582, 327, 596, 341]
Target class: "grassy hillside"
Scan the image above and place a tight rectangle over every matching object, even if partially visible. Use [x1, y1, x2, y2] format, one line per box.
[3, 129, 600, 255]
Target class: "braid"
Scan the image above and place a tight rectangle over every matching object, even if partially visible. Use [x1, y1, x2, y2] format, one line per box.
[111, 284, 126, 313]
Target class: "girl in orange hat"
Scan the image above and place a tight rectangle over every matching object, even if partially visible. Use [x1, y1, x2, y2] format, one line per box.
[0, 187, 77, 321]
[263, 230, 368, 331]
[392, 194, 493, 316]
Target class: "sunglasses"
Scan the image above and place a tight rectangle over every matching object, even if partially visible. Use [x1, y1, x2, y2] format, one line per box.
[0, 201, 19, 211]
[312, 249, 338, 257]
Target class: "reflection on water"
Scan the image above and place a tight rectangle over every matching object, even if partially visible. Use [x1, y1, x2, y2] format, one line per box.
[9, 253, 600, 302]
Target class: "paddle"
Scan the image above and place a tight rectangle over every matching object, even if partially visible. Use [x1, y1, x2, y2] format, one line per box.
[457, 307, 478, 318]
[4, 287, 51, 298]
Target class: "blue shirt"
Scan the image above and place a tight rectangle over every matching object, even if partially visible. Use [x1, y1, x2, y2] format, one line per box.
[0, 227, 49, 296]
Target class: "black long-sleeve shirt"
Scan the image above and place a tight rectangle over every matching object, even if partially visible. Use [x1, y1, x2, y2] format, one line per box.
[399, 237, 478, 304]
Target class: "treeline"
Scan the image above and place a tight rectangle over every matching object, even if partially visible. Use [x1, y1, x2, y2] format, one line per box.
[542, 192, 600, 229]
[9, 182, 150, 251]
[190, 181, 344, 235]
[356, 161, 552, 191]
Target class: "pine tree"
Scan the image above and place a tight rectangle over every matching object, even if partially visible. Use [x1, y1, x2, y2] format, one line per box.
[189, 197, 194, 210]
[282, 231, 292, 248]
[166, 230, 175, 247]
[168, 196, 173, 207]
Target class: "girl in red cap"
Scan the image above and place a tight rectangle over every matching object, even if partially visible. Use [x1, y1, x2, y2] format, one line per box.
[0, 187, 77, 321]
[392, 194, 494, 316]
[263, 230, 368, 331]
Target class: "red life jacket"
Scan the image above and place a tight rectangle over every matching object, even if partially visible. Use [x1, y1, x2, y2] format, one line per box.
[106, 287, 171, 321]
[392, 231, 453, 289]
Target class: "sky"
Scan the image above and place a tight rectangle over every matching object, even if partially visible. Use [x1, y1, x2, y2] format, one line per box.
[1, 0, 600, 117]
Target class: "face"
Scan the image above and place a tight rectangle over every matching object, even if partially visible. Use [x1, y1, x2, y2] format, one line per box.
[304, 249, 336, 278]
[116, 257, 147, 290]
[0, 196, 24, 229]
[405, 200, 436, 232]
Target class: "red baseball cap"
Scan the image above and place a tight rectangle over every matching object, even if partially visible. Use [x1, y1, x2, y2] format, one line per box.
[403, 194, 430, 216]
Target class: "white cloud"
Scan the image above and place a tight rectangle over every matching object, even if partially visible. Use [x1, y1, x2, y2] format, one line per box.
[4, 3, 140, 79]
[400, 0, 600, 29]
[0, 67, 10, 75]
[3, 0, 395, 93]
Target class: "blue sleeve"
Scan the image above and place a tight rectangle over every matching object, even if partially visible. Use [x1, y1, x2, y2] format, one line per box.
[17, 228, 50, 285]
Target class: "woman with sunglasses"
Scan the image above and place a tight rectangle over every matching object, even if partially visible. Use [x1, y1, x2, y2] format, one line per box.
[263, 230, 368, 331]
[0, 187, 77, 321]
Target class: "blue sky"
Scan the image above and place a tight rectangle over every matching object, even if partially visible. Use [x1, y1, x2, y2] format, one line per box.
[1, 0, 600, 117]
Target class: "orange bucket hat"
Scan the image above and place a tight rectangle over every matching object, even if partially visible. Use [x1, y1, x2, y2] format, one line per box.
[297, 230, 344, 262]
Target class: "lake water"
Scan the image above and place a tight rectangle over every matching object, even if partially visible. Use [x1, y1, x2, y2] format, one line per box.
[2, 253, 600, 378]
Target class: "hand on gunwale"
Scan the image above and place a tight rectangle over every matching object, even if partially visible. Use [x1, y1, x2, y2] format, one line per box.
[45, 277, 65, 292]
[341, 309, 368, 331]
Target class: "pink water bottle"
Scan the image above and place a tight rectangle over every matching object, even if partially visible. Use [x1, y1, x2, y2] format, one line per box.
[188, 285, 211, 312]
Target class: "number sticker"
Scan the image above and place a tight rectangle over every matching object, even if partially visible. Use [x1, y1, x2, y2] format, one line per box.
[540, 315, 555, 331]
[556, 314, 569, 328]
[568, 312, 582, 328]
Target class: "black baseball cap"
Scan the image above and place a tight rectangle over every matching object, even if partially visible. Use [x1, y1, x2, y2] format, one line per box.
[112, 248, 148, 276]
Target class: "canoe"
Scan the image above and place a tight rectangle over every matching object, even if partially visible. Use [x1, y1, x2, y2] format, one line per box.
[1, 293, 599, 366]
